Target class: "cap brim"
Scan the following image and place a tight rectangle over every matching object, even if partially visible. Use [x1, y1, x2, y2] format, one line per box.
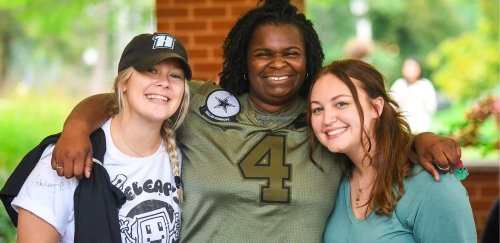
[133, 53, 192, 80]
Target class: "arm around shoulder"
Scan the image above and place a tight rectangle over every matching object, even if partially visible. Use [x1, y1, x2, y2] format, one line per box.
[64, 93, 115, 134]
[52, 93, 114, 179]
[412, 132, 461, 181]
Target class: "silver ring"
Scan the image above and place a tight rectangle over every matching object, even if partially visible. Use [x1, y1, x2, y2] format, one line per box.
[436, 163, 451, 171]
[56, 164, 63, 169]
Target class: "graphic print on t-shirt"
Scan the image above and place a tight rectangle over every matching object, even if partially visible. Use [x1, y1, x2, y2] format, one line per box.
[110, 174, 180, 243]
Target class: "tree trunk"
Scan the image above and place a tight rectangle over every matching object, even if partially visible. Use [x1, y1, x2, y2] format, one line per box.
[0, 27, 11, 91]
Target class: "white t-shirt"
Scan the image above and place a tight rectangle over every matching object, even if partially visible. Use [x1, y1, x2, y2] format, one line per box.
[12, 119, 182, 242]
[390, 78, 437, 133]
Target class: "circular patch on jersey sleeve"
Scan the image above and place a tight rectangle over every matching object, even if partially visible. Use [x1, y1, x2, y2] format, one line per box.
[199, 89, 241, 122]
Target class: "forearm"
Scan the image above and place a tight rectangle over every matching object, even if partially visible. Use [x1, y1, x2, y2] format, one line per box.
[413, 132, 461, 181]
[52, 93, 114, 179]
[63, 93, 115, 135]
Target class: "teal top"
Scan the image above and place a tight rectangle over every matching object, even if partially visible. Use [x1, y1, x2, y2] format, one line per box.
[324, 165, 477, 243]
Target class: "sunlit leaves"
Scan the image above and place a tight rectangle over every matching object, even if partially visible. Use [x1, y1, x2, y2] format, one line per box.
[428, 0, 499, 102]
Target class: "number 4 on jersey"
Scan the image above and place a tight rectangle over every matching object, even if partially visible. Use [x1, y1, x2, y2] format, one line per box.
[238, 134, 291, 203]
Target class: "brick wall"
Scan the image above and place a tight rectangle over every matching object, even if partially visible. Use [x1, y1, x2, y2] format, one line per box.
[462, 164, 500, 241]
[155, 0, 499, 241]
[155, 0, 303, 82]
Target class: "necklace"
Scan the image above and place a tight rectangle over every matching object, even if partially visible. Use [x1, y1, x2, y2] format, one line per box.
[353, 176, 374, 207]
[120, 128, 161, 158]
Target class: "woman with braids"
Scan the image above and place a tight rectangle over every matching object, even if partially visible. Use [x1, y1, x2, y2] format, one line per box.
[6, 32, 190, 242]
[309, 59, 476, 242]
[49, 0, 461, 241]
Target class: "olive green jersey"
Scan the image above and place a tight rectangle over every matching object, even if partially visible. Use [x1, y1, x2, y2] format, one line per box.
[179, 80, 341, 242]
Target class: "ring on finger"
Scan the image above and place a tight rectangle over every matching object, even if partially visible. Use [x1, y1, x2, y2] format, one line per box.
[56, 163, 63, 169]
[436, 163, 451, 171]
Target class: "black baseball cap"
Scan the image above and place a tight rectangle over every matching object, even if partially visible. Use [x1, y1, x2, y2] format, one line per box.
[118, 32, 192, 80]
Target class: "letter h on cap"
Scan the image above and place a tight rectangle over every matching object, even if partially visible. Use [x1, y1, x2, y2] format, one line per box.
[153, 34, 175, 49]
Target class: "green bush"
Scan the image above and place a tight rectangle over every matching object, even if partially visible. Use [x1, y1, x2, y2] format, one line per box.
[431, 96, 500, 161]
[0, 91, 78, 242]
[427, 0, 499, 103]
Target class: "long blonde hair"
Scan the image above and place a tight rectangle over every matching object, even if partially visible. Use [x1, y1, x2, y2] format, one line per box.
[113, 67, 190, 205]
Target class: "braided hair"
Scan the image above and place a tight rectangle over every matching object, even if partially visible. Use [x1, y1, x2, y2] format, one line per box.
[114, 67, 190, 206]
[219, 0, 324, 98]
[160, 78, 190, 206]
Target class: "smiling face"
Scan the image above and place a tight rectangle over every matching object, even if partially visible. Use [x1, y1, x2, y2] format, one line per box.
[120, 58, 186, 123]
[309, 73, 382, 158]
[246, 24, 307, 112]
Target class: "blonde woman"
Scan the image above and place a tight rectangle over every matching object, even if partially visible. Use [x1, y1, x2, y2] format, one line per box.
[8, 32, 190, 242]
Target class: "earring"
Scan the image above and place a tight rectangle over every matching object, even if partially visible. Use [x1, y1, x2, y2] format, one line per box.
[243, 74, 247, 80]
[306, 73, 309, 79]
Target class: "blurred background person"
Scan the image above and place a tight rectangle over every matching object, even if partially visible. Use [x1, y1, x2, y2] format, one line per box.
[344, 38, 373, 62]
[390, 58, 437, 133]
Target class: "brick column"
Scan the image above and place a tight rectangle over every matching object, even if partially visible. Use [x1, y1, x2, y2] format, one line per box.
[156, 0, 304, 82]
[462, 165, 500, 241]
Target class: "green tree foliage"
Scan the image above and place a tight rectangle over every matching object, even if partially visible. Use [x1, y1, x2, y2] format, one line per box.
[427, 0, 499, 102]
[0, 1, 154, 241]
[369, 0, 465, 59]
[0, 0, 154, 92]
[307, 0, 470, 84]
[0, 0, 99, 85]
[306, 0, 354, 63]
